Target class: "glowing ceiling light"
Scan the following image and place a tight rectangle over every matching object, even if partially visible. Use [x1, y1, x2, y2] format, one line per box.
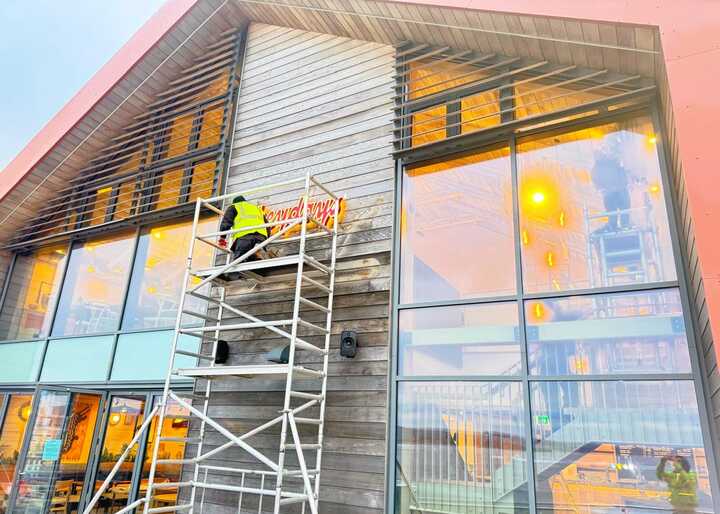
[546, 251, 555, 268]
[558, 211, 566, 227]
[521, 229, 529, 245]
[532, 303, 545, 320]
[531, 191, 545, 204]
[648, 135, 657, 145]
[649, 183, 661, 194]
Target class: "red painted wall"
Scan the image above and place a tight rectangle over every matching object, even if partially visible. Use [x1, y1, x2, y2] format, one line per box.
[399, 0, 720, 363]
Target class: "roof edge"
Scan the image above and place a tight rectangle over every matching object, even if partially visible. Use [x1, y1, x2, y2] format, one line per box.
[0, 0, 199, 202]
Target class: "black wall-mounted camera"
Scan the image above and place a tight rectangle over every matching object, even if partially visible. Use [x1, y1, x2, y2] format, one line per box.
[340, 330, 358, 358]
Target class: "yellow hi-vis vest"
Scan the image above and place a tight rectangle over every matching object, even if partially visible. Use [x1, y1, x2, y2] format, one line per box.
[232, 201, 268, 240]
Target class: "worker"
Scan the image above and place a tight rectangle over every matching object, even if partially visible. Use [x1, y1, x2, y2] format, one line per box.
[591, 134, 633, 232]
[656, 454, 699, 513]
[218, 195, 269, 262]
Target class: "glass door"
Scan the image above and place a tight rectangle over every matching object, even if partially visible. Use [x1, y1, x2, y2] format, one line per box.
[83, 394, 148, 514]
[9, 388, 104, 514]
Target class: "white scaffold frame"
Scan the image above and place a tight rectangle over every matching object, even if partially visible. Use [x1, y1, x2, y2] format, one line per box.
[83, 171, 340, 514]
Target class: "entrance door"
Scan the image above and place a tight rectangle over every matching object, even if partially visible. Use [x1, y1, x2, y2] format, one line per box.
[9, 388, 104, 514]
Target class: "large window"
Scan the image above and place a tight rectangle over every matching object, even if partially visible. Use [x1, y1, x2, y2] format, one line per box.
[123, 219, 213, 330]
[0, 217, 211, 384]
[401, 145, 515, 303]
[517, 116, 675, 293]
[0, 246, 66, 341]
[392, 112, 717, 514]
[52, 232, 135, 337]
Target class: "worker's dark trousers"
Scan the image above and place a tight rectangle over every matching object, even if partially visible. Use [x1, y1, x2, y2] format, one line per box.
[231, 233, 267, 262]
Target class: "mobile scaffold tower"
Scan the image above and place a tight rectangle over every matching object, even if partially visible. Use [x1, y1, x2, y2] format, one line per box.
[83, 172, 339, 514]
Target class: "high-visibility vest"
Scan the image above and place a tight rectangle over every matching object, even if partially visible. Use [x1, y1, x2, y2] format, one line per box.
[232, 201, 268, 240]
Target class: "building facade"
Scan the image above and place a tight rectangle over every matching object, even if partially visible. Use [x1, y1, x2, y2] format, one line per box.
[0, 1, 718, 513]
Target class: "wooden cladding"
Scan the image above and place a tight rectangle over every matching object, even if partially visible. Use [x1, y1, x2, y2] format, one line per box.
[8, 28, 246, 249]
[393, 42, 656, 154]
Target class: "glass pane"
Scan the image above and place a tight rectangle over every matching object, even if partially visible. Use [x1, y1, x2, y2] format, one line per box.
[137, 396, 189, 512]
[0, 246, 67, 341]
[40, 336, 114, 382]
[0, 394, 33, 514]
[51, 232, 135, 336]
[12, 390, 70, 514]
[0, 342, 44, 383]
[399, 303, 521, 377]
[396, 382, 528, 514]
[111, 332, 198, 382]
[408, 60, 491, 100]
[88, 396, 146, 514]
[13, 391, 101, 514]
[514, 82, 607, 120]
[526, 289, 692, 376]
[411, 105, 446, 147]
[122, 219, 214, 330]
[461, 89, 501, 134]
[518, 115, 676, 293]
[531, 380, 714, 514]
[401, 146, 515, 303]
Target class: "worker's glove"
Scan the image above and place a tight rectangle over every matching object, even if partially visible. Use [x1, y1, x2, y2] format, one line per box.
[218, 237, 228, 249]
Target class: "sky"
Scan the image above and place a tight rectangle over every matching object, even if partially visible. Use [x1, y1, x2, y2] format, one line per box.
[0, 0, 167, 172]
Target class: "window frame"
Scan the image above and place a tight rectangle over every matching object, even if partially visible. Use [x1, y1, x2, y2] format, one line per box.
[0, 216, 207, 388]
[386, 103, 720, 513]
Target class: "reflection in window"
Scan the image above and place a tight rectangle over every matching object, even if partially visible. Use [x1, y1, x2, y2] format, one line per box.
[52, 232, 134, 336]
[123, 219, 214, 330]
[401, 146, 514, 303]
[111, 332, 199, 381]
[399, 303, 520, 376]
[411, 105, 447, 147]
[531, 381, 713, 514]
[0, 246, 67, 341]
[408, 60, 491, 100]
[0, 394, 32, 513]
[40, 336, 114, 382]
[397, 382, 528, 514]
[526, 289, 691, 376]
[0, 341, 44, 382]
[138, 396, 190, 511]
[518, 115, 676, 293]
[89, 396, 146, 514]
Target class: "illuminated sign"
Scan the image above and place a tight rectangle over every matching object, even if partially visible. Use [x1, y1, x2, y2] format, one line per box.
[263, 196, 346, 237]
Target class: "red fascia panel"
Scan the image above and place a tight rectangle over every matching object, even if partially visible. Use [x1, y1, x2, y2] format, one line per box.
[0, 0, 199, 202]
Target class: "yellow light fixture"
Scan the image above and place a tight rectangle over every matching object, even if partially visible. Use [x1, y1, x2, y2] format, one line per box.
[648, 135, 657, 145]
[109, 413, 122, 426]
[87, 265, 96, 273]
[147, 286, 157, 294]
[152, 230, 164, 240]
[97, 186, 113, 195]
[558, 211, 566, 228]
[18, 402, 31, 422]
[521, 229, 529, 246]
[545, 251, 555, 268]
[532, 302, 545, 321]
[649, 183, 661, 194]
[54, 249, 66, 255]
[531, 191, 545, 204]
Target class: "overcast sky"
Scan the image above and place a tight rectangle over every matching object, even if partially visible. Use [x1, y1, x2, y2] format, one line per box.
[0, 0, 166, 171]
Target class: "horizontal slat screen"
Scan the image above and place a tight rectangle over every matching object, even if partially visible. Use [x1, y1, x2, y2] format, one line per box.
[7, 27, 246, 249]
[393, 42, 656, 154]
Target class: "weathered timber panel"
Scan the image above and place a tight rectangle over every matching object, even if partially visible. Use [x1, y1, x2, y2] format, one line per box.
[183, 22, 395, 514]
